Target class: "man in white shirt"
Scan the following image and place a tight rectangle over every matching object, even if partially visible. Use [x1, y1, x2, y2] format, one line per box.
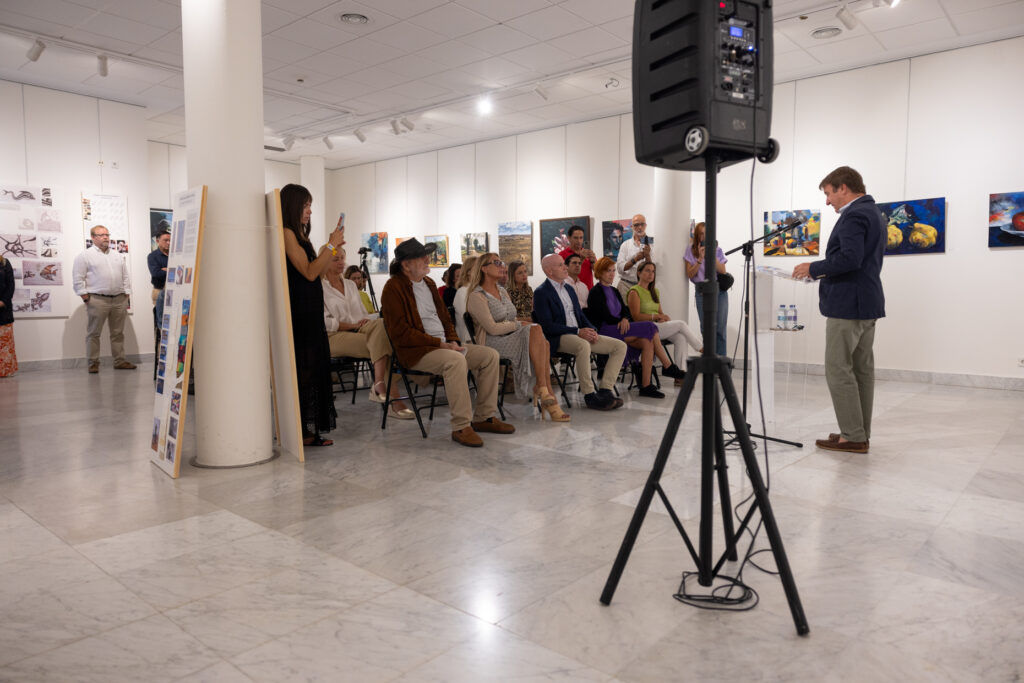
[564, 253, 589, 308]
[615, 214, 653, 301]
[72, 225, 134, 373]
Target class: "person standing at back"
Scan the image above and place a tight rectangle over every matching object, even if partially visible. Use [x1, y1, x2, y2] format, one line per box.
[72, 225, 134, 373]
[793, 166, 885, 455]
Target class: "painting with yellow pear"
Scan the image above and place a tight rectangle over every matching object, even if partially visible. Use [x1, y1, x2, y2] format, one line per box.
[764, 209, 820, 256]
[877, 197, 945, 255]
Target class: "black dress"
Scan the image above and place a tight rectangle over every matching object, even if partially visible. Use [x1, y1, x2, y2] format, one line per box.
[286, 237, 336, 438]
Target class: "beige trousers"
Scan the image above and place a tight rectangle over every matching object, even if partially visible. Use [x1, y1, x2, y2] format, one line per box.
[556, 333, 627, 395]
[327, 318, 391, 362]
[85, 293, 128, 364]
[413, 344, 500, 431]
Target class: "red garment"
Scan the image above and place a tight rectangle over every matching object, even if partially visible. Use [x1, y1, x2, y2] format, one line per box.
[0, 323, 16, 377]
[557, 247, 594, 289]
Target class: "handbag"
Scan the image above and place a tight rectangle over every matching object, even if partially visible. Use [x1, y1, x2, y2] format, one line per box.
[717, 271, 734, 292]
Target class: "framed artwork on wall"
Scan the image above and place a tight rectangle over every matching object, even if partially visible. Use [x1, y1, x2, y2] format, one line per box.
[460, 232, 489, 260]
[989, 191, 1024, 248]
[360, 232, 388, 273]
[602, 219, 632, 260]
[424, 234, 448, 267]
[540, 216, 590, 258]
[498, 221, 532, 276]
[763, 209, 820, 256]
[878, 197, 946, 254]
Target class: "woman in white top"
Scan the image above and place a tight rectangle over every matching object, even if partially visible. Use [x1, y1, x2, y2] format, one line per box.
[323, 249, 412, 419]
[451, 255, 478, 345]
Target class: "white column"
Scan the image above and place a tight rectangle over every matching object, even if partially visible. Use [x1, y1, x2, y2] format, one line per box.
[300, 155, 326, 247]
[182, 0, 272, 467]
[651, 168, 692, 323]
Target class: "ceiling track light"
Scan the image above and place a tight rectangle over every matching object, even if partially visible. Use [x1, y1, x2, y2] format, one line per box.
[399, 117, 415, 131]
[476, 96, 493, 115]
[97, 54, 108, 77]
[323, 135, 334, 150]
[353, 128, 366, 143]
[26, 38, 45, 62]
[836, 5, 858, 30]
[390, 119, 402, 135]
[533, 85, 549, 101]
[282, 135, 295, 151]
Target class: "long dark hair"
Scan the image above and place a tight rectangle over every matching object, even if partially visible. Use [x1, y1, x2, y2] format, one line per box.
[507, 261, 527, 292]
[637, 261, 659, 303]
[280, 183, 312, 243]
[443, 263, 462, 287]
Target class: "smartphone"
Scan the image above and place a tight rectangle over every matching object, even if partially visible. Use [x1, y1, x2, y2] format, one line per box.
[336, 212, 345, 230]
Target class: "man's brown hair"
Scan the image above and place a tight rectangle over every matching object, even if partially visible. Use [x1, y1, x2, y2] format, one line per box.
[819, 166, 865, 194]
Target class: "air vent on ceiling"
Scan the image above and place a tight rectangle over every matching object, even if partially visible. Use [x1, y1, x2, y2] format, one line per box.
[811, 26, 843, 39]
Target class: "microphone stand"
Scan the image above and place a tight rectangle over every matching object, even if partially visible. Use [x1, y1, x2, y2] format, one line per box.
[359, 250, 379, 313]
[722, 222, 803, 449]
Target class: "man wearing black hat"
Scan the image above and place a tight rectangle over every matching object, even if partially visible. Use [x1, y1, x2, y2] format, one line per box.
[382, 238, 514, 447]
[148, 226, 171, 379]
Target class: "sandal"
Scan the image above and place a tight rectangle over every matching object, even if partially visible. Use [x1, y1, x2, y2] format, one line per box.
[535, 388, 570, 422]
[368, 381, 387, 404]
[302, 435, 334, 447]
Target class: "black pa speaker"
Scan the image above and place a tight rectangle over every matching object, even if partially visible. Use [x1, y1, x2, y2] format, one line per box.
[632, 0, 778, 171]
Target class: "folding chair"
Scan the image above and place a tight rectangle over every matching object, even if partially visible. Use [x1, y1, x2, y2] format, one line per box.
[381, 320, 447, 438]
[462, 312, 511, 420]
[329, 356, 373, 404]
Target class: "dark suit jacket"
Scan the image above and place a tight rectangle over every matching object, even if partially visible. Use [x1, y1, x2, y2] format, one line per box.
[532, 278, 595, 348]
[809, 195, 886, 320]
[381, 273, 458, 368]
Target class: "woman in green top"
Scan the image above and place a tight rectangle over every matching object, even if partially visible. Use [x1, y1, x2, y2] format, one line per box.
[626, 261, 702, 374]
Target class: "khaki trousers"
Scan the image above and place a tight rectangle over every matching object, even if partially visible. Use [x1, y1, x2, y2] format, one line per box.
[85, 293, 128, 364]
[413, 344, 500, 431]
[557, 333, 627, 395]
[655, 320, 703, 367]
[824, 317, 876, 443]
[327, 318, 391, 362]
[616, 279, 636, 302]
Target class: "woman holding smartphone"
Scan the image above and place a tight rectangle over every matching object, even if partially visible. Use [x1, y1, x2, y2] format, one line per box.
[281, 183, 345, 447]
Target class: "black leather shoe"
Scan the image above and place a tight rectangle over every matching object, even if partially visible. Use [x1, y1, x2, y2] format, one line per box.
[597, 388, 624, 409]
[584, 392, 615, 411]
[661, 364, 686, 379]
[638, 384, 665, 399]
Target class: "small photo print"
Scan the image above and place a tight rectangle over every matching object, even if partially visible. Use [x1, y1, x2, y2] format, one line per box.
[159, 344, 168, 361]
[0, 233, 36, 258]
[38, 234, 60, 258]
[167, 268, 175, 284]
[183, 267, 193, 284]
[162, 313, 171, 330]
[156, 377, 164, 393]
[22, 259, 63, 286]
[37, 208, 62, 232]
[157, 360, 166, 378]
[168, 416, 179, 439]
[164, 289, 173, 308]
[170, 390, 181, 416]
[161, 329, 169, 344]
[166, 438, 175, 463]
[151, 418, 160, 452]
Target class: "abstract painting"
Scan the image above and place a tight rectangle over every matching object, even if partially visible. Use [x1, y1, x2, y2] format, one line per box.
[878, 197, 946, 255]
[360, 232, 389, 273]
[424, 234, 449, 268]
[461, 232, 489, 260]
[22, 259, 63, 286]
[602, 219, 632, 260]
[540, 216, 590, 258]
[989, 191, 1024, 248]
[498, 221, 533, 276]
[0, 233, 36, 258]
[764, 209, 820, 256]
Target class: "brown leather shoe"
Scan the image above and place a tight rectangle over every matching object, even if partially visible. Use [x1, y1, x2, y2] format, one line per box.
[452, 426, 483, 448]
[88, 363, 99, 374]
[114, 360, 137, 369]
[816, 438, 868, 454]
[828, 433, 869, 447]
[471, 417, 515, 434]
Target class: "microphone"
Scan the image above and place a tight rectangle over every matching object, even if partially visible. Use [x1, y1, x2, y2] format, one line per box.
[357, 247, 371, 254]
[782, 218, 804, 230]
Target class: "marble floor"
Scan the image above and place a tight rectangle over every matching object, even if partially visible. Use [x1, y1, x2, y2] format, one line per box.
[1, 363, 1023, 682]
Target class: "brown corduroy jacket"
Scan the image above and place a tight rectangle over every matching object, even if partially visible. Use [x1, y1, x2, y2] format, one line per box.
[381, 272, 458, 368]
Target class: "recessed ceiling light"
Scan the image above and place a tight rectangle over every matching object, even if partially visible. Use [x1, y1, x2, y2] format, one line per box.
[811, 26, 843, 39]
[338, 13, 369, 25]
[477, 96, 493, 115]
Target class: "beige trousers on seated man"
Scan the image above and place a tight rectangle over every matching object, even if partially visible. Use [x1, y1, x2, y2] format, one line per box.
[412, 344, 500, 431]
[556, 333, 627, 395]
[327, 318, 390, 361]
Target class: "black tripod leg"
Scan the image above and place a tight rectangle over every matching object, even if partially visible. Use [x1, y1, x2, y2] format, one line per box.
[600, 364, 699, 606]
[716, 363, 810, 635]
[713, 385, 739, 562]
[698, 362, 716, 587]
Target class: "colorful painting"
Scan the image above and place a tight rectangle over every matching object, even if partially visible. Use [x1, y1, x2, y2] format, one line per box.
[989, 191, 1024, 248]
[150, 208, 172, 250]
[764, 209, 820, 256]
[461, 232, 489, 260]
[602, 219, 632, 260]
[498, 221, 533, 276]
[540, 216, 590, 258]
[878, 197, 946, 255]
[424, 234, 449, 268]
[360, 232, 388, 273]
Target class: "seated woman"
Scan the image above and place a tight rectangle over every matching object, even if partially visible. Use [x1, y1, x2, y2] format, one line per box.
[343, 265, 375, 314]
[452, 255, 478, 344]
[506, 260, 534, 322]
[626, 261, 703, 383]
[439, 262, 461, 309]
[587, 257, 685, 399]
[465, 253, 569, 422]
[325, 249, 413, 419]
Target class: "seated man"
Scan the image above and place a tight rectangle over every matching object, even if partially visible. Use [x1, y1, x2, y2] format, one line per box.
[564, 252, 589, 308]
[382, 238, 515, 447]
[533, 253, 627, 411]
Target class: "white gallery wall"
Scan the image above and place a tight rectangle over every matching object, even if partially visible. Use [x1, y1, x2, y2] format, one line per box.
[324, 36, 1024, 383]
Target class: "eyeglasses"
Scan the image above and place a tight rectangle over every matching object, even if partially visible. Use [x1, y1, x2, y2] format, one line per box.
[484, 259, 504, 267]
[632, 222, 647, 227]
[93, 233, 110, 237]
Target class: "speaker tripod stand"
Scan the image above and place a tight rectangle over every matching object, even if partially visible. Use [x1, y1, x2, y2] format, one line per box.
[599, 152, 809, 636]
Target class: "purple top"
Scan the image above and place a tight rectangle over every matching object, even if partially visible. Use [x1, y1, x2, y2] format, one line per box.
[604, 285, 621, 318]
[684, 246, 727, 284]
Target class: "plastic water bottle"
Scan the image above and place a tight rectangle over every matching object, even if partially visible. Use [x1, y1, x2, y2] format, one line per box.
[777, 305, 787, 330]
[787, 304, 798, 330]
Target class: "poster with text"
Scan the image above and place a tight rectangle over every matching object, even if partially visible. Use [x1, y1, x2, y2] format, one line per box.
[151, 186, 206, 479]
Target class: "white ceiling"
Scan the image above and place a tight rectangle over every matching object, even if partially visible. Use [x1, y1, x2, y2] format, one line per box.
[1, 0, 1022, 169]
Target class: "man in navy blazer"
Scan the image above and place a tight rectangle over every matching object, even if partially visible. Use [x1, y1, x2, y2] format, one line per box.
[534, 253, 627, 410]
[794, 166, 885, 454]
